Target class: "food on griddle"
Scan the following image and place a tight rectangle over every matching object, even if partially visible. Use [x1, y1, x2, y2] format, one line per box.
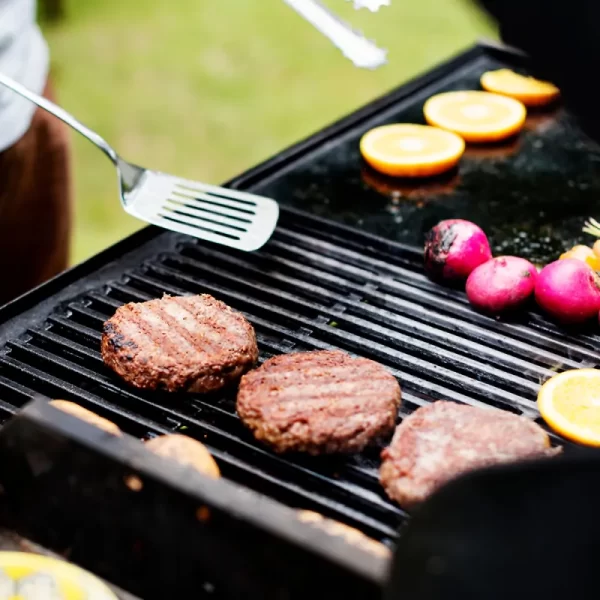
[236, 350, 400, 455]
[102, 294, 258, 393]
[466, 256, 538, 315]
[379, 401, 559, 509]
[481, 69, 560, 106]
[423, 90, 526, 143]
[359, 124, 465, 178]
[297, 510, 391, 558]
[49, 400, 121, 435]
[424, 221, 600, 324]
[145, 434, 220, 478]
[424, 219, 492, 282]
[535, 259, 600, 324]
[538, 369, 600, 447]
[559, 244, 600, 271]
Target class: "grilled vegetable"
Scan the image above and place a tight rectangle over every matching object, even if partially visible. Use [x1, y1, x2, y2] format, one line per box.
[466, 256, 537, 315]
[49, 400, 121, 435]
[535, 259, 600, 324]
[583, 217, 600, 240]
[297, 510, 391, 558]
[424, 219, 492, 282]
[559, 245, 600, 271]
[145, 434, 221, 479]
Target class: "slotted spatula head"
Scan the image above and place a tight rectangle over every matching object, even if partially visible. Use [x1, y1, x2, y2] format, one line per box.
[121, 167, 280, 252]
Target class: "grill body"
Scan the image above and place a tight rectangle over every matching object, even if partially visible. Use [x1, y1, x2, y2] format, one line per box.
[0, 42, 597, 597]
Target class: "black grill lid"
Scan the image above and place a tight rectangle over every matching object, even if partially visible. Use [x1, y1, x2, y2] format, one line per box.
[388, 450, 600, 600]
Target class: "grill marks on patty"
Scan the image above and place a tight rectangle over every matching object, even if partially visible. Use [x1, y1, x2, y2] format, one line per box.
[102, 294, 258, 393]
[380, 401, 561, 509]
[110, 296, 249, 360]
[236, 350, 401, 454]
[102, 293, 561, 517]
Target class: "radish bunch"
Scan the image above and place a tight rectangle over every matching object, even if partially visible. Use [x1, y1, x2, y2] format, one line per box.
[424, 219, 600, 324]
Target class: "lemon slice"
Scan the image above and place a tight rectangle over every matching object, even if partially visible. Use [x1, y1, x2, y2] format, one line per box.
[481, 69, 560, 106]
[359, 124, 465, 178]
[0, 552, 118, 599]
[538, 369, 600, 446]
[423, 90, 527, 143]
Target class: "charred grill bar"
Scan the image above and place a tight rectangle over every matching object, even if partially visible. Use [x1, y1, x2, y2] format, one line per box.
[0, 42, 597, 597]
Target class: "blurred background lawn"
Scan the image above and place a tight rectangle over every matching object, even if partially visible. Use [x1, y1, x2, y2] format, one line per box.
[40, 0, 494, 265]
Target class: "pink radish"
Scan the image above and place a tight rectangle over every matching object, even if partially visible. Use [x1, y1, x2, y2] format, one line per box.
[424, 219, 492, 282]
[466, 256, 537, 315]
[535, 258, 600, 324]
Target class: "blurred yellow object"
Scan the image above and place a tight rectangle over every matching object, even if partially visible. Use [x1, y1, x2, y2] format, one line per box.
[359, 124, 464, 177]
[0, 552, 117, 599]
[559, 245, 600, 270]
[481, 69, 560, 106]
[423, 90, 526, 142]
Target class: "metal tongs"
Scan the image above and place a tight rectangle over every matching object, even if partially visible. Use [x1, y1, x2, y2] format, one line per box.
[284, 0, 389, 69]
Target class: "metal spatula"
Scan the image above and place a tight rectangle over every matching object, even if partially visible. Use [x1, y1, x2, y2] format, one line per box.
[0, 72, 279, 252]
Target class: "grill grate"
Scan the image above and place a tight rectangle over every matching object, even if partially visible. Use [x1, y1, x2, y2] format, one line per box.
[0, 209, 592, 546]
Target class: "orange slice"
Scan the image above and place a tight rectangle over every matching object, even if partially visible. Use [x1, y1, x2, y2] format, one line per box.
[481, 69, 560, 106]
[423, 91, 526, 143]
[538, 369, 600, 446]
[359, 124, 465, 178]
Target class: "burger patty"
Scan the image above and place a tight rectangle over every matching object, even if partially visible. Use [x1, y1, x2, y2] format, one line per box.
[236, 350, 401, 454]
[380, 401, 560, 509]
[102, 294, 258, 393]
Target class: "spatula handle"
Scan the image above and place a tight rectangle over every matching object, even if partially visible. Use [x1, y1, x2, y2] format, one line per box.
[0, 71, 118, 164]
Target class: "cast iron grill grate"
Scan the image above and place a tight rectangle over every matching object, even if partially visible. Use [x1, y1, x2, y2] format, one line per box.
[0, 209, 592, 546]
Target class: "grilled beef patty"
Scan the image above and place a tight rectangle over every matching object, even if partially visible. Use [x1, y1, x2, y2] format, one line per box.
[236, 350, 401, 454]
[380, 401, 560, 509]
[102, 294, 258, 393]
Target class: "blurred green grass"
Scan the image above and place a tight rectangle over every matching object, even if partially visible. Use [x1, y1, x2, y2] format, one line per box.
[41, 0, 494, 264]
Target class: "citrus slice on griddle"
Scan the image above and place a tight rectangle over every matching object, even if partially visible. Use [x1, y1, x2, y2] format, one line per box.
[481, 69, 560, 106]
[423, 90, 526, 142]
[359, 124, 465, 178]
[538, 369, 600, 446]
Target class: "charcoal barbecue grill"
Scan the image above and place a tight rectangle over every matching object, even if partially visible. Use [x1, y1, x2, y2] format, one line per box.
[0, 41, 599, 599]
